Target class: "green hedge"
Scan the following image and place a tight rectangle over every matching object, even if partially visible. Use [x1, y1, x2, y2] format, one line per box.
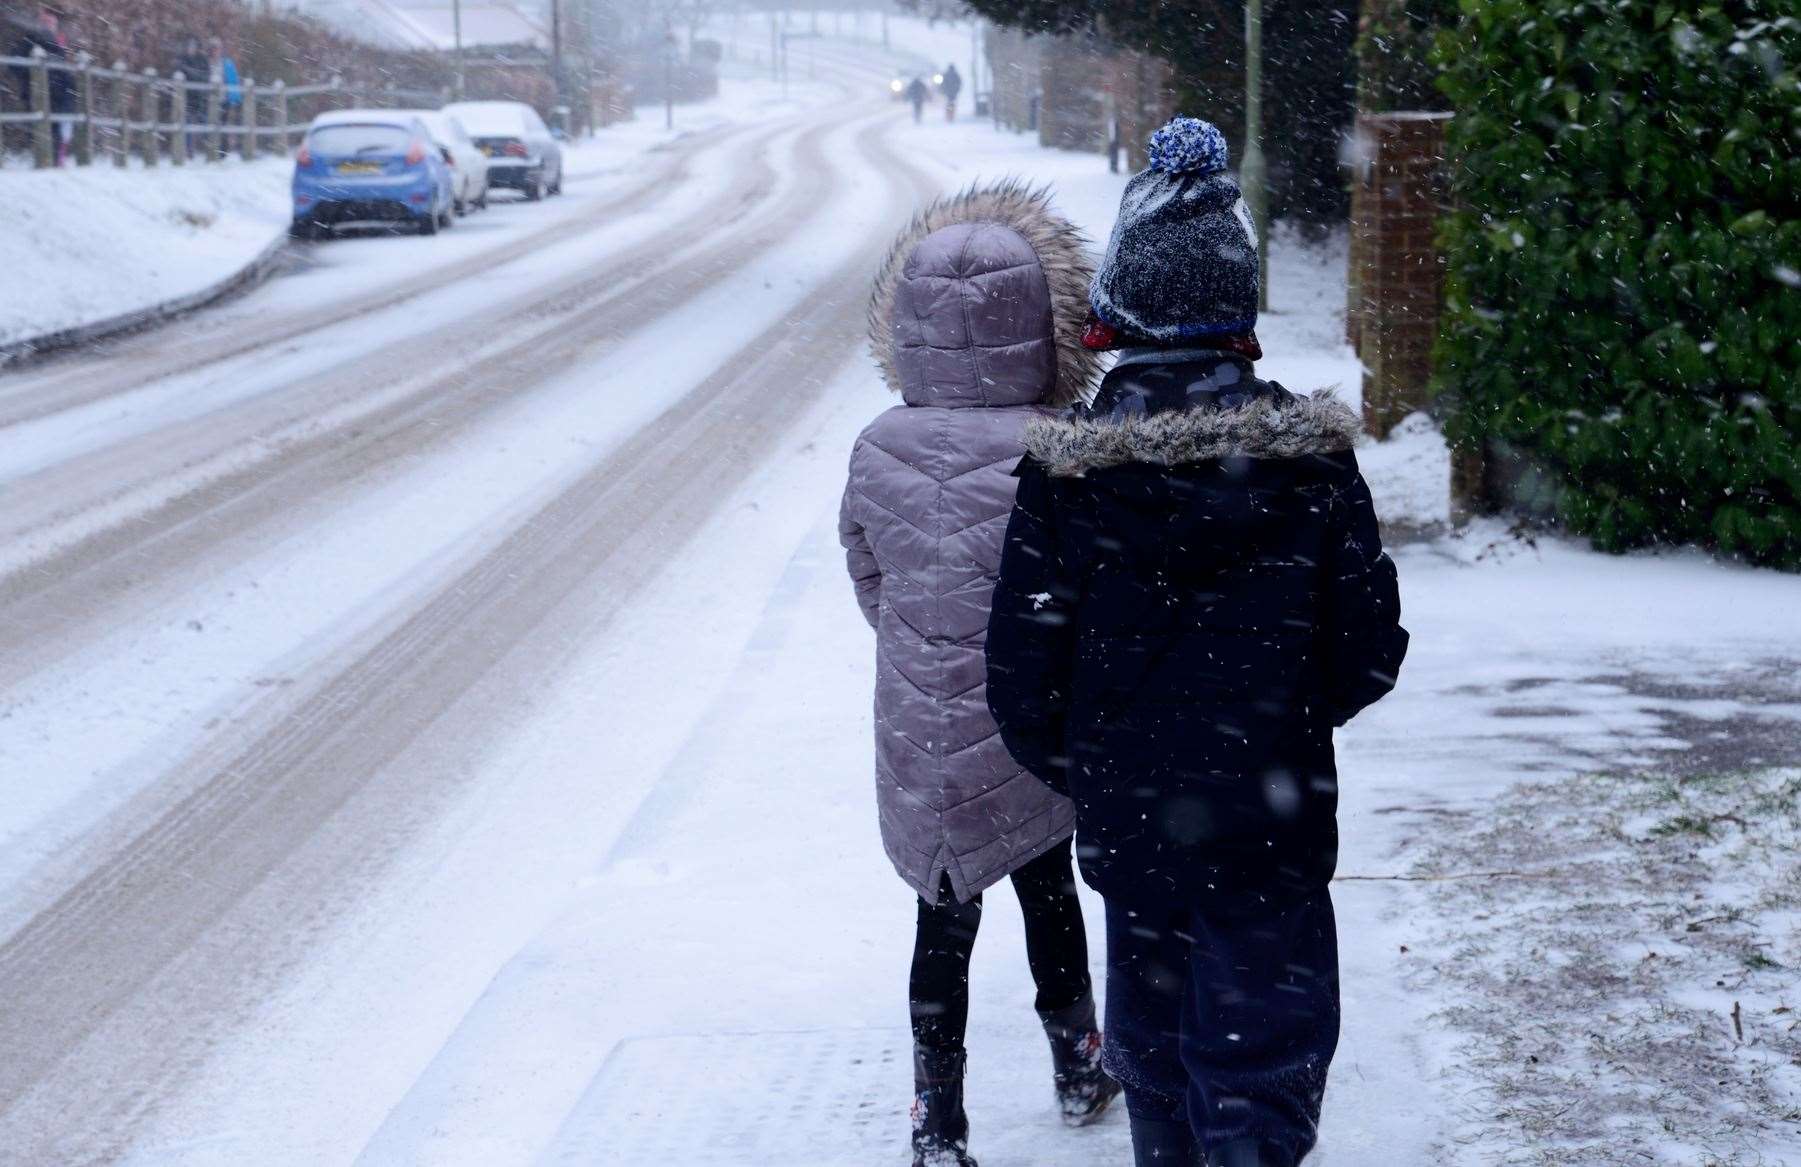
[1435, 0, 1799, 567]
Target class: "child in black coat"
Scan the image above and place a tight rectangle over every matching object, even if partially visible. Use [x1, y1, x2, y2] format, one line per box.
[986, 118, 1408, 1167]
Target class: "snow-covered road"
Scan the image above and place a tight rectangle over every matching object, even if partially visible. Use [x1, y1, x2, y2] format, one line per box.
[0, 41, 952, 1163]
[4, 27, 1799, 1167]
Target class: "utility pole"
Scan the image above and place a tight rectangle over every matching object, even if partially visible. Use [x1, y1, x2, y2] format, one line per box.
[664, 13, 675, 130]
[1242, 0, 1271, 312]
[970, 17, 980, 111]
[550, 0, 564, 120]
[452, 0, 464, 98]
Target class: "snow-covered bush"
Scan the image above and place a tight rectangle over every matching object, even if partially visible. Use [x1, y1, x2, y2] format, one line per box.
[1434, 0, 1799, 567]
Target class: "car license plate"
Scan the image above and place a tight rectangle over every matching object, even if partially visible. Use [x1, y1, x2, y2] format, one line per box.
[480, 146, 494, 156]
[336, 162, 382, 175]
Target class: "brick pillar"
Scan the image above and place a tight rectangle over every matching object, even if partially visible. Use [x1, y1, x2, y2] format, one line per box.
[984, 27, 1041, 133]
[1104, 50, 1176, 170]
[1036, 35, 1106, 151]
[1348, 112, 1451, 437]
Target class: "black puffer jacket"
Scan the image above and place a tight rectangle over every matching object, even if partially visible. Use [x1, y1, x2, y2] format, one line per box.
[985, 352, 1408, 899]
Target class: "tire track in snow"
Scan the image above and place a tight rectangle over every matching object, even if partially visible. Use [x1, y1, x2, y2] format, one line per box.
[0, 107, 836, 690]
[0, 101, 939, 1163]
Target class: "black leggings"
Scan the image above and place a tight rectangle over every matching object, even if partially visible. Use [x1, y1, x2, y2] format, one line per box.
[909, 837, 1092, 1052]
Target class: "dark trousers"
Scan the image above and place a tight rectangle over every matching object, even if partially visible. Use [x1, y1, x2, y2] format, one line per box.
[910, 837, 1092, 1051]
[1102, 884, 1339, 1162]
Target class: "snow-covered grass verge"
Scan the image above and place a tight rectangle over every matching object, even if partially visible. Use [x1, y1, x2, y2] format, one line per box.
[0, 158, 292, 347]
[1414, 766, 1801, 1164]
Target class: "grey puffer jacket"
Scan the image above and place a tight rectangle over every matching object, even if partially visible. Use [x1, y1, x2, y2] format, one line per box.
[839, 183, 1101, 905]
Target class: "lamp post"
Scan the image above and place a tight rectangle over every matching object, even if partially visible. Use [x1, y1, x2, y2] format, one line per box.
[451, 0, 465, 98]
[1242, 0, 1270, 312]
[550, 0, 564, 117]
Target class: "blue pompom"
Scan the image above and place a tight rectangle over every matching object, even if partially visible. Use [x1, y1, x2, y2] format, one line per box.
[1146, 117, 1229, 177]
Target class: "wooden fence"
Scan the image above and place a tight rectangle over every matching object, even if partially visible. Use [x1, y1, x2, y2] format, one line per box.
[0, 49, 445, 169]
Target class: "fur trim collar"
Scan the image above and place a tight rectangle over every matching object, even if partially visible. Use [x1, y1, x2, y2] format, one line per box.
[868, 180, 1101, 407]
[1025, 391, 1363, 477]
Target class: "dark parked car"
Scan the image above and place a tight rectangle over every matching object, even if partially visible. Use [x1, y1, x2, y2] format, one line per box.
[442, 100, 564, 202]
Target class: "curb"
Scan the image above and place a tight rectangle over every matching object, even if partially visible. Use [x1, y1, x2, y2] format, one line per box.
[0, 230, 293, 370]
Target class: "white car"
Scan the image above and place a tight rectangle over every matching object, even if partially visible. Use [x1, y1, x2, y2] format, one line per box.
[392, 109, 489, 215]
[443, 100, 564, 202]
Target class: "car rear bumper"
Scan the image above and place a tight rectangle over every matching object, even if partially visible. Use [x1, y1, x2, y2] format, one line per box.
[293, 175, 438, 222]
[296, 200, 434, 226]
[485, 165, 544, 190]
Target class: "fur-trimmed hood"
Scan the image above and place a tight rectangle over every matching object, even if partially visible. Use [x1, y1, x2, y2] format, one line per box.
[868, 181, 1101, 408]
[1025, 390, 1363, 478]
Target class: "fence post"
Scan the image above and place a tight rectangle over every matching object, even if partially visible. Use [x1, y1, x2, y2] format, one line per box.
[136, 68, 160, 166]
[170, 71, 188, 165]
[75, 52, 94, 165]
[140, 69, 159, 167]
[206, 69, 222, 161]
[112, 59, 130, 166]
[29, 47, 52, 169]
[272, 80, 289, 155]
[240, 78, 258, 160]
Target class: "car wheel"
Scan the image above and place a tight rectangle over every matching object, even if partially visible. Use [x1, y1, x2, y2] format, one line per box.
[454, 196, 467, 217]
[525, 174, 544, 202]
[289, 218, 318, 241]
[418, 211, 439, 236]
[476, 190, 488, 211]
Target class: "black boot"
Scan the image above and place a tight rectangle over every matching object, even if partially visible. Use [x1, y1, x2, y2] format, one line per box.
[1207, 1139, 1294, 1167]
[1129, 1114, 1200, 1166]
[911, 1046, 978, 1167]
[1040, 993, 1122, 1127]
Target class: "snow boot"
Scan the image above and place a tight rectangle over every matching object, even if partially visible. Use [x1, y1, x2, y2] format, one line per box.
[1129, 1114, 1200, 1165]
[1207, 1139, 1294, 1167]
[1040, 993, 1122, 1126]
[911, 1046, 978, 1167]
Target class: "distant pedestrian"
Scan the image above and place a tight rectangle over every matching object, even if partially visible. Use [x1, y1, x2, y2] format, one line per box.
[12, 5, 73, 163]
[986, 117, 1409, 1167]
[904, 74, 927, 124]
[939, 62, 961, 122]
[210, 37, 240, 157]
[840, 183, 1119, 1167]
[176, 36, 208, 154]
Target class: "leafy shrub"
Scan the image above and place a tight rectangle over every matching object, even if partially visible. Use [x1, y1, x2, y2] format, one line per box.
[1434, 0, 1799, 566]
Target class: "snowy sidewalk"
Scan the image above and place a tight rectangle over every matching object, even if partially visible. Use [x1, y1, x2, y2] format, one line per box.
[342, 109, 1801, 1165]
[348, 361, 1801, 1165]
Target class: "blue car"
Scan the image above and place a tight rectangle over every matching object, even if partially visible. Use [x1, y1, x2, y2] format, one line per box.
[291, 111, 456, 239]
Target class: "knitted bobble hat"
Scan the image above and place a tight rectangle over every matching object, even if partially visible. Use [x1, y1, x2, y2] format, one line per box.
[1089, 116, 1260, 346]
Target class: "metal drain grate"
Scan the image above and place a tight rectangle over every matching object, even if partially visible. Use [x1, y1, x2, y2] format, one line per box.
[538, 1028, 905, 1165]
[536, 1025, 1140, 1167]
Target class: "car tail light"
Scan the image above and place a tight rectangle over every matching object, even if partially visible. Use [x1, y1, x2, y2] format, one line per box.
[406, 139, 426, 165]
[504, 141, 528, 158]
[440, 146, 456, 167]
[296, 144, 312, 166]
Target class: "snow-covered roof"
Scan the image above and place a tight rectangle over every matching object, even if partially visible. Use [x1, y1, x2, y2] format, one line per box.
[281, 0, 549, 51]
[441, 100, 533, 135]
[307, 107, 429, 129]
